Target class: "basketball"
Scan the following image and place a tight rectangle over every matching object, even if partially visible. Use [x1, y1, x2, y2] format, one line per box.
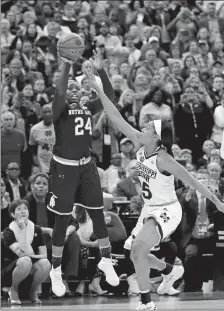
[57, 33, 85, 63]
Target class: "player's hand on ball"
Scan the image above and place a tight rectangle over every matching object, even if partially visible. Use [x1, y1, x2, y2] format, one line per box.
[90, 49, 104, 70]
[60, 56, 75, 65]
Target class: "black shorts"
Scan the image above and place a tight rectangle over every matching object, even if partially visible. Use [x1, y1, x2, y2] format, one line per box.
[48, 158, 103, 215]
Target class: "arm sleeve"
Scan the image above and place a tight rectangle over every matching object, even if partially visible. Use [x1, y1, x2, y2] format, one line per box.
[88, 69, 115, 116]
[3, 228, 17, 247]
[29, 127, 36, 146]
[35, 226, 45, 247]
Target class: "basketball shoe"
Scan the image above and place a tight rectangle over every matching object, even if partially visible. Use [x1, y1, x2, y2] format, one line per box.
[157, 265, 184, 295]
[50, 266, 66, 297]
[98, 257, 120, 286]
[136, 301, 157, 310]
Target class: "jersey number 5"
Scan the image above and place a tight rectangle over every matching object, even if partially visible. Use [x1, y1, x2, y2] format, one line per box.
[142, 182, 152, 200]
[75, 117, 92, 136]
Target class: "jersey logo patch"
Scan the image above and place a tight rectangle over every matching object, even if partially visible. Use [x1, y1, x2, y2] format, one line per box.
[140, 156, 145, 162]
[160, 209, 170, 223]
[136, 162, 157, 182]
[49, 195, 56, 208]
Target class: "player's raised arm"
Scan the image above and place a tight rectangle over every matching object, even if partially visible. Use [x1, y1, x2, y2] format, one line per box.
[85, 67, 141, 149]
[157, 150, 224, 213]
[88, 52, 115, 115]
[52, 62, 71, 122]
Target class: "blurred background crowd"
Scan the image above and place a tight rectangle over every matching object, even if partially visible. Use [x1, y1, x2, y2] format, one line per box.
[1, 0, 224, 302]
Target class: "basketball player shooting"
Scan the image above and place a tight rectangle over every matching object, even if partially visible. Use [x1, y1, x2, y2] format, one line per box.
[48, 39, 119, 297]
[85, 54, 224, 310]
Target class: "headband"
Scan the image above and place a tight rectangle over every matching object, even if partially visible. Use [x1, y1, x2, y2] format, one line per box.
[154, 120, 162, 140]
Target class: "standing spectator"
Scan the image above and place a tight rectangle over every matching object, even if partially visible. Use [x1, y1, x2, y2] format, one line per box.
[1, 18, 16, 49]
[94, 21, 122, 48]
[124, 33, 141, 66]
[29, 104, 55, 173]
[211, 95, 224, 144]
[61, 3, 78, 33]
[45, 70, 61, 102]
[76, 60, 103, 90]
[139, 87, 173, 129]
[179, 169, 217, 292]
[33, 79, 49, 107]
[209, 75, 224, 108]
[9, 59, 25, 92]
[1, 111, 25, 175]
[195, 40, 214, 73]
[197, 140, 215, 169]
[4, 162, 27, 202]
[198, 2, 224, 43]
[174, 89, 214, 162]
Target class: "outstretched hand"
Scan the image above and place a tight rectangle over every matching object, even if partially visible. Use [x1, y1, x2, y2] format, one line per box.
[216, 201, 224, 213]
[85, 67, 99, 90]
[90, 49, 104, 70]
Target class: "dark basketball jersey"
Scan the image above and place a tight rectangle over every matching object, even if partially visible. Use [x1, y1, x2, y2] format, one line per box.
[53, 105, 93, 160]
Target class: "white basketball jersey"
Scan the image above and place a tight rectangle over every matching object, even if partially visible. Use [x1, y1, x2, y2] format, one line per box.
[136, 147, 177, 206]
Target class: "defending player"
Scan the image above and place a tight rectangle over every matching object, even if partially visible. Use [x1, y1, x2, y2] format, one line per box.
[85, 59, 224, 310]
[48, 52, 119, 297]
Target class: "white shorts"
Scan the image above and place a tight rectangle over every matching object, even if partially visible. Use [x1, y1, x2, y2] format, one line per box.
[124, 201, 182, 250]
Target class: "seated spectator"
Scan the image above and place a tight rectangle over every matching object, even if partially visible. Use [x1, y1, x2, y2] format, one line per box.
[129, 195, 143, 215]
[1, 111, 25, 175]
[4, 162, 27, 202]
[91, 152, 108, 192]
[2, 199, 51, 304]
[1, 178, 11, 231]
[25, 173, 81, 296]
[113, 160, 141, 200]
[73, 205, 106, 296]
[29, 104, 55, 173]
[120, 138, 136, 170]
[105, 153, 126, 194]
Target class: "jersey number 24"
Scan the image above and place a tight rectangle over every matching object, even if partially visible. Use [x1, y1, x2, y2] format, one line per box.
[74, 117, 92, 136]
[142, 182, 152, 200]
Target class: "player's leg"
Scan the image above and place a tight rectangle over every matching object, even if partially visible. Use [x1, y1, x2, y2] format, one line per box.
[76, 161, 119, 286]
[48, 160, 79, 296]
[131, 218, 161, 309]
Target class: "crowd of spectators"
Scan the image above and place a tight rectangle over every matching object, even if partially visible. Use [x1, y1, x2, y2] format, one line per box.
[1, 0, 224, 304]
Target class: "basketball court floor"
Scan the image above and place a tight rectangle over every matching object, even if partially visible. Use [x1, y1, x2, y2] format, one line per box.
[2, 292, 224, 310]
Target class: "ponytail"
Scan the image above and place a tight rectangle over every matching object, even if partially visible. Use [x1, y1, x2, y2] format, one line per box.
[159, 120, 174, 157]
